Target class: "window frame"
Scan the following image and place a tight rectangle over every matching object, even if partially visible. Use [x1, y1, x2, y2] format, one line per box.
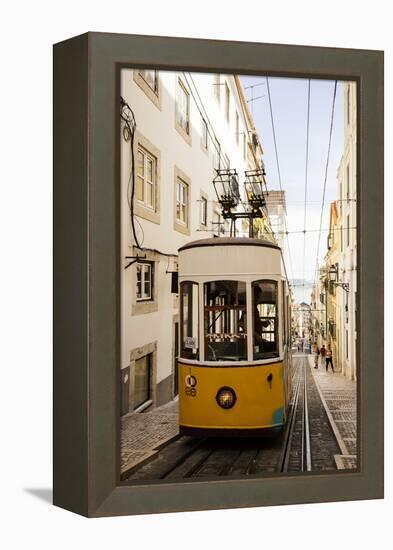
[173, 166, 191, 235]
[235, 111, 240, 144]
[346, 163, 350, 199]
[224, 80, 230, 122]
[136, 261, 154, 302]
[347, 214, 350, 247]
[175, 77, 191, 143]
[136, 145, 157, 211]
[139, 69, 158, 94]
[132, 131, 161, 225]
[201, 116, 208, 151]
[133, 70, 161, 109]
[133, 353, 152, 410]
[203, 280, 248, 362]
[200, 194, 208, 227]
[252, 279, 279, 360]
[176, 177, 188, 225]
[179, 281, 200, 360]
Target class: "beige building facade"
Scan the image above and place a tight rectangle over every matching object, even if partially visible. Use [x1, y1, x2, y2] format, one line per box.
[310, 81, 357, 380]
[120, 70, 272, 415]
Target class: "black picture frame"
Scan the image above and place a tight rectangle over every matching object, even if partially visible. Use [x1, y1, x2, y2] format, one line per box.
[53, 32, 384, 517]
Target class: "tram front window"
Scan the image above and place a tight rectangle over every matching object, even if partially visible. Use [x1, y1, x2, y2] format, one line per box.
[204, 281, 247, 361]
[253, 280, 278, 359]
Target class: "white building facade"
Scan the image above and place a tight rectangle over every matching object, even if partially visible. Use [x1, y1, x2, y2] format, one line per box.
[336, 81, 357, 380]
[119, 69, 269, 414]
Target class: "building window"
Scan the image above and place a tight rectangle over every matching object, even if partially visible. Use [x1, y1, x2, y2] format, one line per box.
[136, 146, 156, 210]
[139, 70, 158, 93]
[136, 262, 153, 301]
[347, 214, 350, 247]
[346, 329, 349, 360]
[176, 78, 190, 135]
[213, 138, 221, 170]
[134, 354, 152, 409]
[200, 195, 208, 226]
[282, 281, 287, 346]
[252, 280, 279, 360]
[340, 182, 342, 214]
[346, 164, 350, 199]
[214, 74, 221, 102]
[133, 70, 161, 109]
[201, 117, 208, 150]
[224, 81, 230, 122]
[243, 132, 247, 160]
[204, 280, 247, 361]
[176, 177, 188, 225]
[235, 111, 240, 144]
[347, 86, 351, 125]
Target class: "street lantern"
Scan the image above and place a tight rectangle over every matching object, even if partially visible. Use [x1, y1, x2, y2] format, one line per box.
[212, 165, 268, 238]
[213, 168, 240, 217]
[328, 264, 338, 283]
[328, 263, 349, 292]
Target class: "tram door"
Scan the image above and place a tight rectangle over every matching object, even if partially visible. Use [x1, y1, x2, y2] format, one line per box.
[174, 321, 179, 396]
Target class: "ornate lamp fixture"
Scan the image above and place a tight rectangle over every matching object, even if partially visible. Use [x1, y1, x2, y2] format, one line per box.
[328, 263, 349, 292]
[212, 165, 268, 238]
[213, 169, 240, 217]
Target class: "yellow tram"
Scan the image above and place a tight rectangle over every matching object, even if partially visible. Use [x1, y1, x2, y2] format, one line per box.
[178, 237, 292, 436]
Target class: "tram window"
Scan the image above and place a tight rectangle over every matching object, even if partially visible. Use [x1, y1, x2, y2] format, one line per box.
[282, 281, 287, 347]
[252, 280, 279, 359]
[204, 281, 247, 361]
[180, 281, 199, 359]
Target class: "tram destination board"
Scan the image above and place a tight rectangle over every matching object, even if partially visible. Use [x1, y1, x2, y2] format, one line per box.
[53, 32, 384, 517]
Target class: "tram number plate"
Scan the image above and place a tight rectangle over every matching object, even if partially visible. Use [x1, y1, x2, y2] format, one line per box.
[185, 387, 196, 397]
[185, 374, 197, 397]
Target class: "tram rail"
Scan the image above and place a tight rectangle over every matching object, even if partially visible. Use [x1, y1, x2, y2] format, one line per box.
[124, 355, 344, 482]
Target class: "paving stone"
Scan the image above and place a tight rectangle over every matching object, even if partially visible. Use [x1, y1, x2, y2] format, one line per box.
[334, 454, 357, 470]
[308, 356, 357, 469]
[120, 398, 180, 474]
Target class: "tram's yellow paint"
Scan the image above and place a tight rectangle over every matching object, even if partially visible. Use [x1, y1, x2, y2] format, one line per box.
[179, 361, 287, 431]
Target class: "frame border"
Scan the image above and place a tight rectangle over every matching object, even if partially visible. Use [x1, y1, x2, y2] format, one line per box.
[53, 32, 383, 517]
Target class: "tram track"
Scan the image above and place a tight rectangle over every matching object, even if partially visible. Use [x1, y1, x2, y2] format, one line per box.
[277, 356, 312, 472]
[124, 355, 342, 482]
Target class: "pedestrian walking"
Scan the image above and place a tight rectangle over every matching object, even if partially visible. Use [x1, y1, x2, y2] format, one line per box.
[320, 344, 326, 361]
[312, 342, 320, 368]
[325, 346, 334, 372]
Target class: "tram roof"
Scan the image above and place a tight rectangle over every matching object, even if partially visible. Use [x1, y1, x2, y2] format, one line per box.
[178, 237, 281, 252]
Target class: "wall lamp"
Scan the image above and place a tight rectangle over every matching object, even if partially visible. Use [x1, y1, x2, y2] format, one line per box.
[328, 263, 349, 292]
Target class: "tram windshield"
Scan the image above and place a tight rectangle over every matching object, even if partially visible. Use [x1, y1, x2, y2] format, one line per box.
[252, 280, 278, 359]
[204, 281, 247, 361]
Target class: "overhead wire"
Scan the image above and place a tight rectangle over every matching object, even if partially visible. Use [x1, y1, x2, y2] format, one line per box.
[266, 76, 295, 283]
[302, 80, 311, 288]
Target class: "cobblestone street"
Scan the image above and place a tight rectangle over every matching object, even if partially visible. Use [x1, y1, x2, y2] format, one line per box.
[120, 398, 179, 478]
[307, 354, 357, 469]
[121, 355, 358, 479]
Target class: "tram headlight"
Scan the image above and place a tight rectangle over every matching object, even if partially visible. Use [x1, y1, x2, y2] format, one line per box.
[216, 386, 237, 409]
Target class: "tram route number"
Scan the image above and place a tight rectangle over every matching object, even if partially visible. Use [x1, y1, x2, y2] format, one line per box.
[185, 374, 197, 397]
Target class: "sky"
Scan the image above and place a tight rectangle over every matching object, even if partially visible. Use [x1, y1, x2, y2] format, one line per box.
[240, 76, 345, 304]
